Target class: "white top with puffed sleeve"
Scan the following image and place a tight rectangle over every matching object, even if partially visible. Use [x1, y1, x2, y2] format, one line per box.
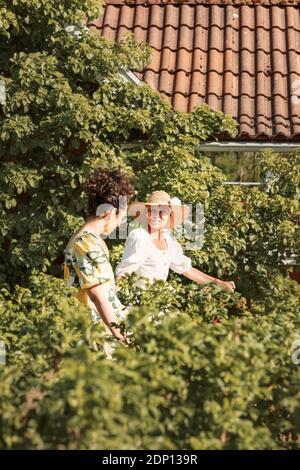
[115, 228, 192, 283]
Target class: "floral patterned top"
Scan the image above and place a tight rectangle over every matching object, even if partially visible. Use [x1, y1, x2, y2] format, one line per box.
[63, 231, 126, 325]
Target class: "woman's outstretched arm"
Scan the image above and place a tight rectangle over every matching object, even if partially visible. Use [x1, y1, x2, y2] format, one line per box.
[182, 267, 236, 292]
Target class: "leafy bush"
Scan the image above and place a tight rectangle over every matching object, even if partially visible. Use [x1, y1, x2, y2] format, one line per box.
[0, 274, 299, 449]
[0, 0, 299, 451]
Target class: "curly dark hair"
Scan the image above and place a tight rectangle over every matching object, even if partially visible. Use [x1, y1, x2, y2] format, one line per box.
[85, 168, 134, 216]
[85, 168, 135, 217]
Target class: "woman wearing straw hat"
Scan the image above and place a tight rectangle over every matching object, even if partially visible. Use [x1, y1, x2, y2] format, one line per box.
[115, 190, 235, 291]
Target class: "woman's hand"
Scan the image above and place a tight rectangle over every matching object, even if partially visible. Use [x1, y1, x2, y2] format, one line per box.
[115, 334, 128, 346]
[116, 331, 131, 348]
[219, 280, 236, 292]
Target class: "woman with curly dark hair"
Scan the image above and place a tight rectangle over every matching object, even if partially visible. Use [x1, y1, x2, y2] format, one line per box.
[63, 168, 134, 355]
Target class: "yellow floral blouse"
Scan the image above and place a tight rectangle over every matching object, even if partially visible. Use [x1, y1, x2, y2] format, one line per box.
[63, 231, 126, 326]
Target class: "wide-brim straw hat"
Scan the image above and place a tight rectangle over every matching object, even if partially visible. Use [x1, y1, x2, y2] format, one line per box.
[128, 190, 189, 228]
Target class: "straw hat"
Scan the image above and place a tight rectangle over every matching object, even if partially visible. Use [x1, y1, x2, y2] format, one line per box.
[128, 190, 189, 228]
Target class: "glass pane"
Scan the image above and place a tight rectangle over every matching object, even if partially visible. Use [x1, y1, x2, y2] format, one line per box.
[205, 151, 262, 183]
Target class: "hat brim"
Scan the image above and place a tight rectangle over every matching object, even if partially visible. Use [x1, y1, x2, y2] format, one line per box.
[128, 201, 190, 228]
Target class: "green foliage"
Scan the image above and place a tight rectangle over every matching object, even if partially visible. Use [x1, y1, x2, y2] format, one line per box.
[0, 0, 299, 451]
[208, 151, 262, 182]
[0, 274, 300, 449]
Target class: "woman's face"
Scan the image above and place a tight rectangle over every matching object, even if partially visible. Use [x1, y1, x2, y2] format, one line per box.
[146, 205, 171, 231]
[105, 207, 127, 234]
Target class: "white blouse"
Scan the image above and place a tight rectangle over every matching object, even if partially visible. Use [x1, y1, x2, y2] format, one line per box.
[115, 228, 192, 284]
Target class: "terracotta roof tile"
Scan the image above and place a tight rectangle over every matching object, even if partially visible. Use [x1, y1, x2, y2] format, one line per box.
[90, 0, 300, 141]
[105, 1, 300, 5]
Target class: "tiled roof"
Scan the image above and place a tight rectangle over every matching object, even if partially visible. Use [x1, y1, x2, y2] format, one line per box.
[90, 0, 300, 141]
